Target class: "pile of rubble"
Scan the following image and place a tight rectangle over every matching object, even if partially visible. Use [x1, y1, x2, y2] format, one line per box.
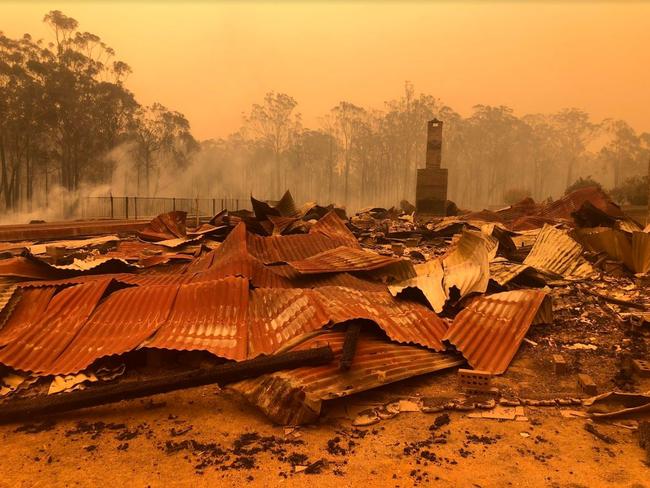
[0, 188, 648, 430]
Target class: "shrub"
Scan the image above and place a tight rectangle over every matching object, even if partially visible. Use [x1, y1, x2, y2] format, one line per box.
[503, 188, 531, 205]
[565, 176, 602, 195]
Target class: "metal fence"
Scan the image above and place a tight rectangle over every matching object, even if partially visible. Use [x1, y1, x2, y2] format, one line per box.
[79, 196, 252, 220]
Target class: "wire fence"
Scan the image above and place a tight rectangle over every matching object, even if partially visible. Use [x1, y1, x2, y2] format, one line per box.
[79, 196, 252, 220]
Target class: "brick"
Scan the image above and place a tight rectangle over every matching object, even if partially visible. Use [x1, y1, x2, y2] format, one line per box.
[631, 359, 650, 378]
[577, 373, 598, 396]
[552, 354, 567, 375]
[458, 369, 496, 395]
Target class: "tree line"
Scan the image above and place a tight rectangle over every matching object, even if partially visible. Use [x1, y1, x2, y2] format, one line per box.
[1, 11, 648, 218]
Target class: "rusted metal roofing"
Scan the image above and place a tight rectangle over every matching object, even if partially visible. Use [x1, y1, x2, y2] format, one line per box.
[0, 286, 56, 347]
[231, 329, 464, 425]
[287, 246, 400, 274]
[489, 258, 533, 286]
[494, 197, 542, 223]
[523, 224, 594, 279]
[0, 255, 137, 280]
[442, 230, 495, 299]
[0, 278, 21, 330]
[573, 227, 635, 271]
[245, 212, 359, 264]
[443, 289, 548, 374]
[28, 235, 119, 255]
[0, 256, 64, 280]
[0, 279, 112, 374]
[632, 231, 650, 274]
[138, 210, 187, 242]
[289, 271, 387, 292]
[49, 283, 180, 375]
[312, 286, 447, 350]
[145, 278, 248, 361]
[388, 259, 446, 312]
[539, 186, 624, 220]
[247, 287, 330, 358]
[510, 215, 559, 231]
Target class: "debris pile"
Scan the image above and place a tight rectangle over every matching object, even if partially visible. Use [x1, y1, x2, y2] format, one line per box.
[0, 187, 648, 431]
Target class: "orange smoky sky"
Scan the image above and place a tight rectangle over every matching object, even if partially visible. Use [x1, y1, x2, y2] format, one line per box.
[3, 1, 650, 140]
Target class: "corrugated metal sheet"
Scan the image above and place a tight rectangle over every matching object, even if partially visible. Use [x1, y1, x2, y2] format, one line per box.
[312, 286, 448, 351]
[442, 230, 494, 298]
[49, 284, 180, 374]
[489, 258, 532, 286]
[523, 224, 594, 279]
[290, 271, 388, 292]
[247, 287, 330, 357]
[443, 289, 548, 374]
[573, 227, 635, 271]
[510, 215, 559, 231]
[191, 254, 293, 288]
[145, 278, 248, 360]
[0, 279, 112, 374]
[0, 278, 21, 331]
[28, 235, 119, 255]
[246, 212, 360, 264]
[632, 231, 650, 274]
[287, 246, 400, 274]
[138, 211, 187, 242]
[388, 259, 446, 312]
[231, 329, 464, 425]
[0, 256, 63, 280]
[539, 186, 624, 220]
[0, 286, 56, 347]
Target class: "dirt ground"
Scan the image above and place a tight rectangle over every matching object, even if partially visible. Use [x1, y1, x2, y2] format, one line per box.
[1, 358, 648, 488]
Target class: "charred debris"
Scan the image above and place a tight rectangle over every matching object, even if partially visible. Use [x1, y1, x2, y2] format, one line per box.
[0, 184, 649, 448]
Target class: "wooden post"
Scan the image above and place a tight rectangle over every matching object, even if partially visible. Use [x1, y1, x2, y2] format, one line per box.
[195, 198, 199, 227]
[212, 198, 216, 216]
[125, 196, 129, 219]
[173, 197, 176, 211]
[134, 196, 138, 220]
[110, 194, 114, 220]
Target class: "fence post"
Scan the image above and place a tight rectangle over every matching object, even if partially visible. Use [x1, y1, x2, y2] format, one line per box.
[172, 197, 176, 212]
[134, 196, 138, 220]
[212, 198, 215, 216]
[125, 196, 129, 220]
[110, 195, 114, 220]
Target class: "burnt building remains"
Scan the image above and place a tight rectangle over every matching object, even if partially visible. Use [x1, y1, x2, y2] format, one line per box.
[415, 118, 448, 215]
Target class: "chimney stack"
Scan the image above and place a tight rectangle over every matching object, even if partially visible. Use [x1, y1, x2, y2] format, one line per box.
[415, 119, 448, 215]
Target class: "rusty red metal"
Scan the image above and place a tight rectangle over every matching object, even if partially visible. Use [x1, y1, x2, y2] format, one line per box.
[138, 211, 187, 242]
[0, 286, 56, 347]
[50, 283, 181, 374]
[145, 278, 249, 360]
[539, 186, 624, 220]
[443, 289, 548, 374]
[286, 246, 400, 274]
[231, 329, 464, 425]
[0, 279, 112, 374]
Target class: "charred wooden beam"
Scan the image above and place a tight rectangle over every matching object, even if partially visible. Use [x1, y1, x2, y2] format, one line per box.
[0, 346, 334, 424]
[339, 322, 362, 371]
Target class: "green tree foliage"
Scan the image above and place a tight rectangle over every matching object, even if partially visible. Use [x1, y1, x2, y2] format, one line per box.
[611, 175, 648, 205]
[565, 176, 602, 194]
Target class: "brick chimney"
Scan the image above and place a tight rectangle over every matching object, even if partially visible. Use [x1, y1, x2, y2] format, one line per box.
[415, 119, 448, 215]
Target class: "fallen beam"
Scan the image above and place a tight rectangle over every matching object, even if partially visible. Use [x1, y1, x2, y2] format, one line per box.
[339, 322, 362, 371]
[582, 288, 647, 311]
[0, 346, 334, 424]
